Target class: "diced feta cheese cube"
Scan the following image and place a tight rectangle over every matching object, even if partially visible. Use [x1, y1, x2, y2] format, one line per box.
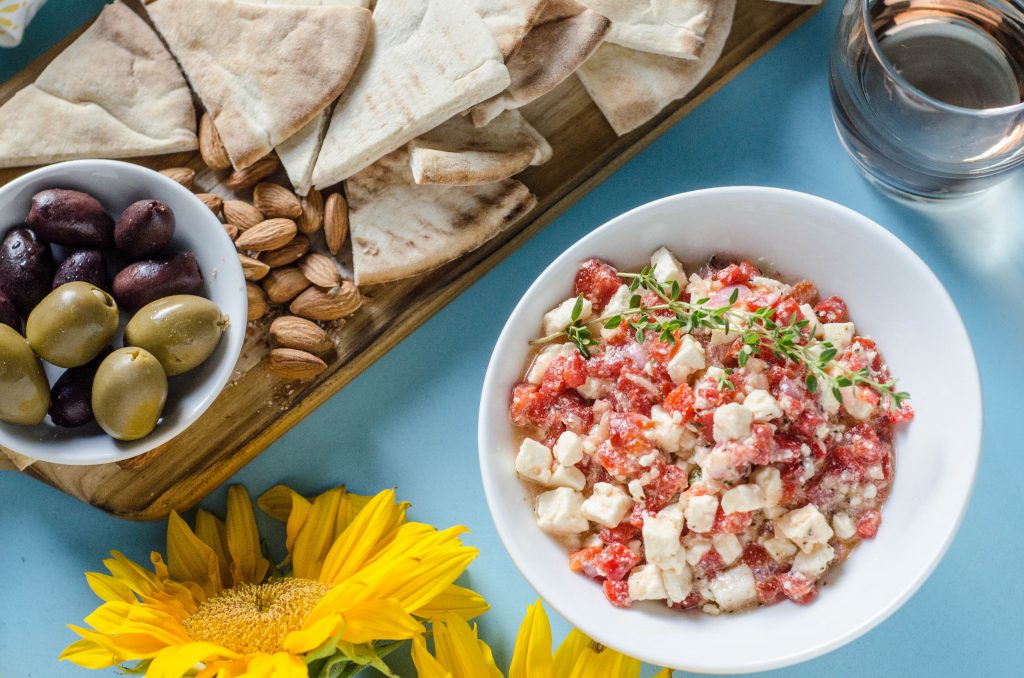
[515, 438, 553, 485]
[650, 247, 686, 287]
[549, 464, 585, 491]
[684, 494, 718, 533]
[657, 502, 685, 532]
[822, 322, 855, 352]
[775, 505, 834, 553]
[627, 479, 646, 501]
[667, 335, 706, 383]
[685, 538, 712, 565]
[603, 284, 632, 316]
[642, 513, 684, 568]
[553, 431, 584, 466]
[743, 389, 782, 422]
[841, 386, 876, 421]
[576, 376, 612, 400]
[712, 534, 743, 565]
[721, 484, 765, 514]
[708, 564, 757, 611]
[762, 536, 798, 563]
[763, 505, 786, 519]
[579, 482, 632, 528]
[832, 512, 856, 540]
[535, 487, 588, 535]
[648, 405, 695, 454]
[792, 543, 835, 579]
[661, 565, 694, 604]
[750, 276, 789, 292]
[742, 358, 769, 393]
[752, 466, 783, 508]
[526, 344, 568, 384]
[800, 303, 824, 339]
[543, 297, 592, 335]
[713, 403, 753, 442]
[628, 564, 668, 601]
[710, 326, 740, 347]
[819, 383, 841, 415]
[687, 273, 713, 304]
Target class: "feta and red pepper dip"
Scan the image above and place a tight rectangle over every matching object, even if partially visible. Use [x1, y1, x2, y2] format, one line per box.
[508, 249, 913, 614]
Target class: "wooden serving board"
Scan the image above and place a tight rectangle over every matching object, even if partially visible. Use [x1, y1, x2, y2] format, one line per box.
[0, 0, 818, 519]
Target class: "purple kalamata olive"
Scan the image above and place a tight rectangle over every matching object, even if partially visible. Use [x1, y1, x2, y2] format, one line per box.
[25, 188, 114, 248]
[112, 251, 202, 311]
[115, 199, 175, 259]
[0, 227, 55, 314]
[53, 249, 106, 290]
[48, 347, 113, 428]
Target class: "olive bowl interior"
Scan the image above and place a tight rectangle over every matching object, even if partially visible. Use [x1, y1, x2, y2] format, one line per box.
[477, 187, 982, 673]
[0, 160, 247, 466]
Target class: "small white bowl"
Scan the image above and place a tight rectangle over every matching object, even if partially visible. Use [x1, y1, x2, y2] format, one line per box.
[0, 160, 246, 465]
[478, 187, 981, 673]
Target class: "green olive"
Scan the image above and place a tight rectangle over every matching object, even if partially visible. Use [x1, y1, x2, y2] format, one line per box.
[92, 347, 167, 441]
[26, 282, 119, 368]
[0, 324, 50, 425]
[123, 295, 227, 376]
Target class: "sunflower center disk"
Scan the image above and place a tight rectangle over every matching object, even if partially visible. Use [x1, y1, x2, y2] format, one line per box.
[182, 578, 329, 654]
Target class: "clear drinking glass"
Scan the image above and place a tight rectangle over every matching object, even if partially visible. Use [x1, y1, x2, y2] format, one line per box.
[830, 0, 1024, 200]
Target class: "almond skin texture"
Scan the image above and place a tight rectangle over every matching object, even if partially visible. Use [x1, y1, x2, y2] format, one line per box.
[269, 315, 334, 355]
[261, 235, 309, 268]
[289, 282, 361, 321]
[199, 113, 232, 170]
[235, 219, 297, 252]
[223, 200, 264, 230]
[263, 266, 312, 304]
[254, 183, 302, 219]
[239, 254, 269, 281]
[267, 348, 327, 380]
[299, 188, 324, 234]
[298, 253, 341, 288]
[246, 282, 268, 321]
[324, 193, 349, 255]
[226, 155, 279, 190]
[196, 192, 223, 216]
[160, 167, 195, 189]
[223, 223, 239, 241]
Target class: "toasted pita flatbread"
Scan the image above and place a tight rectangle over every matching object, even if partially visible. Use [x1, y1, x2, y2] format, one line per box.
[276, 109, 330, 196]
[312, 0, 511, 189]
[242, 0, 369, 5]
[576, 0, 734, 136]
[469, 0, 610, 127]
[581, 0, 714, 59]
[409, 110, 551, 185]
[471, 0, 551, 59]
[347, 147, 536, 285]
[146, 0, 370, 171]
[0, 2, 196, 169]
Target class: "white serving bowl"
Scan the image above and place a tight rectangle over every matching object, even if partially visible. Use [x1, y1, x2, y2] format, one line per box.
[478, 187, 981, 673]
[0, 160, 246, 465]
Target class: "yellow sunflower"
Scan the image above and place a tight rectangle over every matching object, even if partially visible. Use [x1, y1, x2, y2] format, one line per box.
[412, 600, 671, 678]
[61, 485, 487, 677]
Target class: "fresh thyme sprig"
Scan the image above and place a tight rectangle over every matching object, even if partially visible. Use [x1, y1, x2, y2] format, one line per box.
[531, 266, 910, 411]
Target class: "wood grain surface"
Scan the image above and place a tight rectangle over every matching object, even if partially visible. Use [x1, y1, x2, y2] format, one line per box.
[0, 0, 817, 520]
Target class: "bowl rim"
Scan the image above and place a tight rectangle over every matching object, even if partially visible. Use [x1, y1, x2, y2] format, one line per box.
[0, 159, 247, 466]
[477, 186, 982, 673]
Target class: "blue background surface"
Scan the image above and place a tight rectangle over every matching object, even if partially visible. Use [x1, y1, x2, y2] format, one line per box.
[1, 1, 1022, 676]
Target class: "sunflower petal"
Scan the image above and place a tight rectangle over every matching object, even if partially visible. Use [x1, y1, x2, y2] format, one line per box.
[652, 670, 673, 678]
[257, 485, 312, 567]
[167, 511, 221, 596]
[59, 638, 118, 669]
[280, 613, 342, 654]
[226, 486, 270, 586]
[86, 572, 136, 604]
[411, 635, 452, 678]
[553, 629, 592, 676]
[291, 487, 343, 580]
[103, 552, 160, 597]
[414, 584, 489, 621]
[237, 651, 309, 678]
[147, 642, 237, 678]
[508, 600, 554, 678]
[318, 489, 406, 585]
[567, 638, 642, 678]
[194, 509, 232, 588]
[433, 615, 503, 678]
[339, 598, 424, 645]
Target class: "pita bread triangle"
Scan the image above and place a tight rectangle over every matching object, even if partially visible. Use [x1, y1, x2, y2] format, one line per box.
[581, 0, 714, 59]
[145, 0, 371, 171]
[576, 0, 735, 136]
[471, 0, 551, 59]
[311, 0, 511, 189]
[0, 2, 196, 169]
[469, 0, 610, 127]
[346, 146, 536, 286]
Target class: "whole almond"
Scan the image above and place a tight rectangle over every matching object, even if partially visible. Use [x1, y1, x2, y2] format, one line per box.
[298, 188, 324, 234]
[199, 113, 232, 170]
[235, 218, 297, 252]
[196, 192, 223, 216]
[226, 154, 280, 191]
[223, 222, 239, 241]
[261, 234, 309, 268]
[269, 315, 334, 355]
[298, 253, 342, 288]
[223, 200, 264, 230]
[324, 193, 349, 255]
[289, 281, 361, 321]
[160, 167, 195, 189]
[267, 348, 327, 380]
[239, 253, 270, 281]
[263, 266, 312, 304]
[247, 282, 268, 321]
[254, 183, 302, 219]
